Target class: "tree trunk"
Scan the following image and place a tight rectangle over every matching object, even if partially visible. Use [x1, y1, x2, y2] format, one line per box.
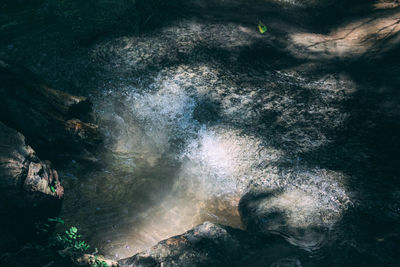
[0, 59, 100, 161]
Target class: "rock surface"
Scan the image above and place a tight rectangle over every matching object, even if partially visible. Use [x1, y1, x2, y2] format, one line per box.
[118, 222, 308, 267]
[238, 189, 329, 250]
[0, 122, 63, 251]
[0, 58, 100, 161]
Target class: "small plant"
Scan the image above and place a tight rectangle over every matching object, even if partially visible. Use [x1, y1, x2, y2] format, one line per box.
[90, 256, 110, 267]
[89, 248, 110, 267]
[258, 21, 267, 34]
[35, 217, 64, 235]
[48, 217, 65, 224]
[33, 217, 114, 266]
[55, 226, 90, 256]
[35, 218, 89, 256]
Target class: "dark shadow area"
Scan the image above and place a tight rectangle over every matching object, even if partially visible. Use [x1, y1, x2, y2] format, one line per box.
[295, 45, 400, 264]
[0, 190, 62, 252]
[193, 96, 222, 125]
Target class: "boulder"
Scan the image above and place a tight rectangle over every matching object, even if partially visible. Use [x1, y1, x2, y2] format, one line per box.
[0, 122, 63, 251]
[119, 222, 308, 267]
[0, 58, 100, 161]
[238, 189, 328, 250]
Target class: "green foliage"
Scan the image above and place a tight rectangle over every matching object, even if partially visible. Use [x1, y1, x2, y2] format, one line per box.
[88, 248, 110, 267]
[258, 21, 267, 34]
[48, 217, 64, 224]
[94, 260, 110, 267]
[90, 255, 110, 267]
[35, 218, 89, 256]
[49, 181, 61, 194]
[35, 217, 64, 235]
[33, 217, 114, 266]
[55, 226, 90, 254]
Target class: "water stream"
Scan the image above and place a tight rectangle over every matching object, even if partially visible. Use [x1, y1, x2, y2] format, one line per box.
[1, 0, 399, 265]
[47, 1, 399, 264]
[59, 59, 351, 260]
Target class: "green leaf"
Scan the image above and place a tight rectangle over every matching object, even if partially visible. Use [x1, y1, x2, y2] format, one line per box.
[48, 217, 64, 224]
[258, 21, 267, 34]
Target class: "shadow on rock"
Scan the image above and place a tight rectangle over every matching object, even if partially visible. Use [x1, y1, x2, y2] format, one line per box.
[118, 222, 309, 267]
[0, 122, 63, 253]
[239, 189, 328, 252]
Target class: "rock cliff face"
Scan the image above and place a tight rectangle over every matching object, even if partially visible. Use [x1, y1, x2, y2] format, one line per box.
[0, 59, 100, 161]
[0, 122, 63, 251]
[0, 122, 63, 199]
[0, 59, 100, 253]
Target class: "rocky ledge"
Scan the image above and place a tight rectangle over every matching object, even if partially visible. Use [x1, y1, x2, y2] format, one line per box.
[0, 59, 100, 161]
[0, 59, 100, 254]
[0, 122, 63, 251]
[119, 222, 308, 267]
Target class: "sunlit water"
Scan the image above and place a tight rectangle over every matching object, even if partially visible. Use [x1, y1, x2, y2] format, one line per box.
[2, 0, 398, 264]
[58, 19, 353, 261]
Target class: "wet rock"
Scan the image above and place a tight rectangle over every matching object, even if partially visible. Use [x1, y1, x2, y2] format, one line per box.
[118, 222, 241, 267]
[119, 222, 308, 267]
[0, 58, 100, 161]
[239, 189, 328, 250]
[76, 254, 118, 267]
[0, 122, 63, 251]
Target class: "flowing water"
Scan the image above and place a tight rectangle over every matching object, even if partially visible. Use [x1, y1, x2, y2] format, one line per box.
[3, 0, 399, 264]
[59, 32, 353, 260]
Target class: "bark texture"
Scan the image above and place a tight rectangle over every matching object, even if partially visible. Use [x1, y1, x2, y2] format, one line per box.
[0, 58, 100, 161]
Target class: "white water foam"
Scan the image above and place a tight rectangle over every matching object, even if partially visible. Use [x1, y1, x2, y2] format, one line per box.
[88, 64, 352, 257]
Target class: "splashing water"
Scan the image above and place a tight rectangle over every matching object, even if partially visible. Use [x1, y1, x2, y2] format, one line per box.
[60, 48, 351, 260]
